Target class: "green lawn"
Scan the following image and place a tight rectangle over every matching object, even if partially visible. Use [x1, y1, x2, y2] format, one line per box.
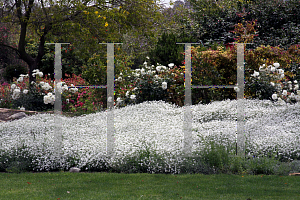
[1, 172, 300, 200]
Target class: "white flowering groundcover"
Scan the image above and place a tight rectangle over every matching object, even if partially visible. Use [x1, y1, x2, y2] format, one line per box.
[0, 99, 299, 172]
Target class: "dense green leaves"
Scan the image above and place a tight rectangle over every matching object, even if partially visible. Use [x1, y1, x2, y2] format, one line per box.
[188, 0, 300, 50]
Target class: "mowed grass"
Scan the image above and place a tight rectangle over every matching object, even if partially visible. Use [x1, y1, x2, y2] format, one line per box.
[1, 172, 300, 200]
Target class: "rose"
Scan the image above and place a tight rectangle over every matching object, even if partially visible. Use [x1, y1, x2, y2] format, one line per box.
[258, 64, 300, 104]
[253, 64, 299, 104]
[10, 70, 71, 106]
[0, 82, 13, 108]
[245, 63, 298, 103]
[111, 59, 186, 108]
[7, 71, 103, 114]
[48, 75, 105, 114]
[248, 63, 300, 104]
[9, 73, 70, 111]
[113, 60, 183, 108]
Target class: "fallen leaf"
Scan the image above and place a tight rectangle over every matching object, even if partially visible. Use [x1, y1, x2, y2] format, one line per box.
[27, 182, 31, 184]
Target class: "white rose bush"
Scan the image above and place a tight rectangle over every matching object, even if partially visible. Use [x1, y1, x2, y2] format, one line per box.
[246, 63, 300, 105]
[7, 69, 90, 113]
[113, 59, 185, 109]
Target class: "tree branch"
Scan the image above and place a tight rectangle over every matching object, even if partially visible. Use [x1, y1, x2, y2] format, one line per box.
[0, 43, 20, 57]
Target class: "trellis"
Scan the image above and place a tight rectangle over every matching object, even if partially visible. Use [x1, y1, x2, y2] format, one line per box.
[48, 42, 250, 159]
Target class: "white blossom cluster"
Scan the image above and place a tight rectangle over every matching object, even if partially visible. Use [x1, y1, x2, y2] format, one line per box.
[0, 99, 299, 172]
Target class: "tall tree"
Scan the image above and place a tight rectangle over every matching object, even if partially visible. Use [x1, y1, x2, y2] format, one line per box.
[0, 0, 164, 90]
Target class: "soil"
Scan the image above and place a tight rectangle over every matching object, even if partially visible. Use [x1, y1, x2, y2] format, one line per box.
[0, 108, 75, 123]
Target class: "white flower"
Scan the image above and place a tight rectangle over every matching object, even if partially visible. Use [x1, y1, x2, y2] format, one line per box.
[69, 87, 78, 93]
[168, 63, 174, 68]
[259, 65, 265, 71]
[251, 71, 259, 77]
[13, 88, 20, 94]
[295, 95, 300, 101]
[126, 91, 130, 97]
[44, 96, 50, 104]
[278, 69, 284, 74]
[272, 93, 278, 100]
[62, 85, 68, 92]
[273, 63, 280, 68]
[280, 74, 285, 79]
[17, 77, 23, 83]
[156, 66, 162, 72]
[108, 96, 113, 102]
[44, 94, 55, 104]
[141, 69, 145, 75]
[39, 81, 45, 86]
[146, 56, 149, 59]
[118, 77, 123, 82]
[294, 80, 298, 84]
[66, 99, 69, 103]
[117, 97, 122, 102]
[290, 93, 295, 99]
[162, 82, 167, 90]
[270, 66, 276, 72]
[133, 87, 138, 91]
[234, 86, 240, 92]
[20, 106, 25, 111]
[120, 72, 123, 76]
[130, 94, 136, 100]
[297, 90, 300, 95]
[23, 89, 28, 94]
[161, 66, 167, 71]
[31, 81, 36, 85]
[11, 84, 16, 90]
[270, 82, 275, 87]
[38, 72, 43, 77]
[282, 90, 287, 96]
[42, 83, 52, 91]
[143, 61, 147, 66]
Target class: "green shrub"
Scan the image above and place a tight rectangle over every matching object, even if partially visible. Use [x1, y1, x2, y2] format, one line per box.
[148, 32, 185, 68]
[189, 0, 300, 51]
[2, 64, 28, 84]
[244, 78, 278, 101]
[11, 84, 54, 112]
[244, 156, 279, 175]
[0, 145, 36, 173]
[179, 156, 217, 175]
[197, 139, 232, 173]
